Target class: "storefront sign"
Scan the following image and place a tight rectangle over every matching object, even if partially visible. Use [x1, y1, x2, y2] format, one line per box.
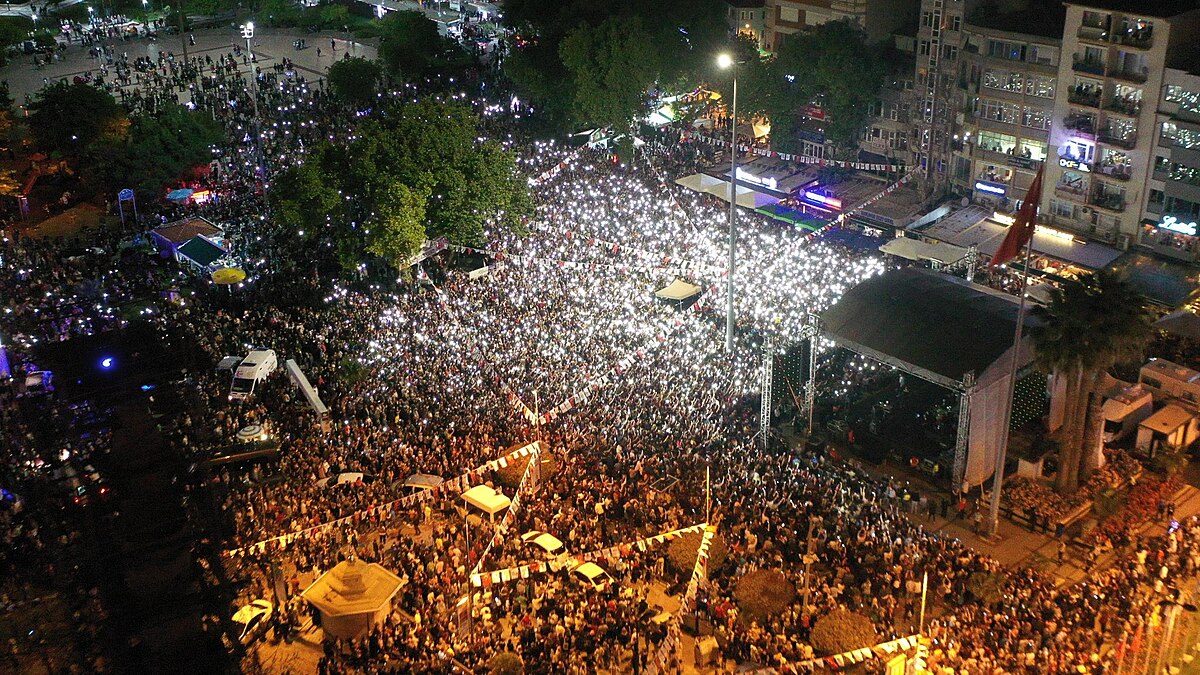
[1159, 215, 1199, 236]
[1008, 156, 1037, 170]
[803, 190, 843, 210]
[734, 167, 777, 190]
[975, 181, 1006, 196]
[1058, 157, 1091, 172]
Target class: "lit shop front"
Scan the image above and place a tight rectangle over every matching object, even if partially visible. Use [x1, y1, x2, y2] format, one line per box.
[1140, 215, 1200, 262]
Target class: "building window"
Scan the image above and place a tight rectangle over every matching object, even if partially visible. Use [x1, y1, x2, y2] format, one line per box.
[943, 45, 958, 61]
[1027, 45, 1057, 66]
[1024, 75, 1055, 98]
[977, 130, 1016, 154]
[1051, 199, 1074, 218]
[1022, 107, 1051, 130]
[919, 40, 931, 56]
[1021, 140, 1047, 161]
[1165, 85, 1200, 116]
[988, 40, 1024, 61]
[977, 98, 1019, 124]
[951, 15, 961, 32]
[983, 69, 1022, 93]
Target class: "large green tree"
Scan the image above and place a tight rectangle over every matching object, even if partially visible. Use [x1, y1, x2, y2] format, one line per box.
[327, 57, 383, 106]
[29, 83, 128, 157]
[83, 104, 221, 199]
[269, 99, 532, 270]
[378, 10, 445, 80]
[558, 16, 658, 129]
[1030, 270, 1153, 494]
[503, 0, 727, 130]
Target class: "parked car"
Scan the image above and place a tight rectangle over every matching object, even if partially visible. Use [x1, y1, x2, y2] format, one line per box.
[231, 599, 273, 645]
[520, 530, 566, 557]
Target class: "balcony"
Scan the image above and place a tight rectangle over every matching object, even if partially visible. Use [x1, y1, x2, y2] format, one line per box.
[1109, 66, 1149, 84]
[1116, 27, 1153, 50]
[1072, 56, 1106, 76]
[1063, 114, 1097, 136]
[1068, 88, 1101, 108]
[1104, 97, 1142, 117]
[1094, 163, 1133, 181]
[1055, 182, 1088, 198]
[1076, 24, 1110, 43]
[1099, 129, 1136, 149]
[1089, 190, 1126, 212]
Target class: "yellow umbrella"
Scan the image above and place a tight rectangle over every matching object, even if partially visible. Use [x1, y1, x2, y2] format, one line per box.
[211, 267, 247, 285]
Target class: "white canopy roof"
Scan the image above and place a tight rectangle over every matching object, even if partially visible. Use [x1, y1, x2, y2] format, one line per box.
[674, 173, 724, 192]
[704, 182, 780, 209]
[655, 279, 702, 301]
[878, 237, 968, 264]
[461, 485, 512, 515]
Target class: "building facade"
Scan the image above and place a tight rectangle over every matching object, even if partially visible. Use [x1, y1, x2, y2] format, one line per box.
[951, 23, 1060, 211]
[1143, 65, 1200, 261]
[725, 0, 769, 50]
[763, 0, 919, 51]
[1042, 1, 1200, 248]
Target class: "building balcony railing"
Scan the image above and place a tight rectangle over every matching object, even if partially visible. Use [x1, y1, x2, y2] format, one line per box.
[1063, 114, 1097, 136]
[1094, 163, 1133, 181]
[1098, 130, 1136, 149]
[1055, 183, 1088, 198]
[1109, 66, 1149, 84]
[1072, 57, 1106, 76]
[1089, 191, 1126, 212]
[1116, 30, 1153, 49]
[1104, 97, 1142, 116]
[1147, 198, 1164, 214]
[1077, 25, 1110, 42]
[1068, 90, 1102, 107]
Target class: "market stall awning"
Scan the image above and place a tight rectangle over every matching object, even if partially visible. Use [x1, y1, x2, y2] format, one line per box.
[165, 188, 195, 203]
[655, 279, 702, 301]
[1154, 310, 1200, 339]
[704, 182, 780, 209]
[461, 485, 511, 515]
[674, 173, 724, 192]
[878, 237, 968, 264]
[177, 236, 226, 268]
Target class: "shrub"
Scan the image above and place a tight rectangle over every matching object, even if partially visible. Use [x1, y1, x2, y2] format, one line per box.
[489, 652, 523, 675]
[495, 448, 557, 489]
[734, 569, 795, 620]
[666, 530, 729, 577]
[810, 608, 877, 656]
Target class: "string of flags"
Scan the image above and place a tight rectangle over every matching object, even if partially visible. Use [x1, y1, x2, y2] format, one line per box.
[537, 288, 716, 427]
[693, 132, 907, 172]
[469, 522, 708, 588]
[446, 242, 724, 280]
[470, 441, 542, 576]
[647, 524, 718, 675]
[223, 440, 544, 557]
[526, 147, 586, 187]
[744, 634, 923, 673]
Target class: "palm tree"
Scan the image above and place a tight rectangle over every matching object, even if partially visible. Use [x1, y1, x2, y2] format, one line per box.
[1029, 270, 1153, 494]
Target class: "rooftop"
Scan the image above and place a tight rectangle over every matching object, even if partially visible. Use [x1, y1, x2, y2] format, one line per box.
[724, 0, 765, 6]
[1142, 358, 1200, 384]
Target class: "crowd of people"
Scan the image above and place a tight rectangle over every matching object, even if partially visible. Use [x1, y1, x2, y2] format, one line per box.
[4, 21, 1200, 675]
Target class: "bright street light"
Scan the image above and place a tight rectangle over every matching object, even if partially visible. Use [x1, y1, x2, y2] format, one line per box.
[718, 52, 738, 352]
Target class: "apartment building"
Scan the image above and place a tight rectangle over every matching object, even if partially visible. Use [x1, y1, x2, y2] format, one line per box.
[1143, 63, 1200, 262]
[725, 0, 769, 50]
[763, 0, 919, 51]
[862, 28, 918, 169]
[1042, 1, 1200, 248]
[912, 0, 968, 192]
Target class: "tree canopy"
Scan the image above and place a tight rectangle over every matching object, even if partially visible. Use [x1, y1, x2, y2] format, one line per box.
[29, 83, 129, 157]
[268, 99, 532, 271]
[327, 56, 383, 106]
[378, 10, 446, 80]
[1030, 270, 1153, 493]
[503, 0, 727, 130]
[83, 104, 222, 200]
[719, 20, 886, 154]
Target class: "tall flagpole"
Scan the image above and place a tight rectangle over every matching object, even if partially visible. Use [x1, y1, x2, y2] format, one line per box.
[988, 217, 1035, 537]
[705, 463, 712, 523]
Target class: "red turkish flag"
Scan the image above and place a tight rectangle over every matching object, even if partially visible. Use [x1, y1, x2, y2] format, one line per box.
[990, 163, 1045, 267]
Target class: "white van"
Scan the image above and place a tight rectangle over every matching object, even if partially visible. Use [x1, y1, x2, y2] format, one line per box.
[229, 350, 277, 401]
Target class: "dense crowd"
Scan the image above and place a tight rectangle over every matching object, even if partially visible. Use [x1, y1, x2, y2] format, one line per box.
[5, 25, 1200, 675]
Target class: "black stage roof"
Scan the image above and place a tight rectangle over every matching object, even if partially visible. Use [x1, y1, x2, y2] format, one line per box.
[819, 268, 1038, 389]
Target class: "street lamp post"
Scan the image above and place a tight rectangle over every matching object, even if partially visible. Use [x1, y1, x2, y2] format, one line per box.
[717, 53, 737, 353]
[240, 22, 263, 177]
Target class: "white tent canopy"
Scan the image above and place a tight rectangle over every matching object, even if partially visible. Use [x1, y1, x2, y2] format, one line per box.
[655, 279, 702, 301]
[704, 182, 780, 209]
[674, 173, 724, 192]
[878, 237, 968, 264]
[461, 485, 511, 515]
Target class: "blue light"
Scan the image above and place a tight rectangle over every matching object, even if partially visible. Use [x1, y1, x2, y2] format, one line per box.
[140, 384, 156, 391]
[100, 357, 114, 369]
[974, 181, 1006, 196]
